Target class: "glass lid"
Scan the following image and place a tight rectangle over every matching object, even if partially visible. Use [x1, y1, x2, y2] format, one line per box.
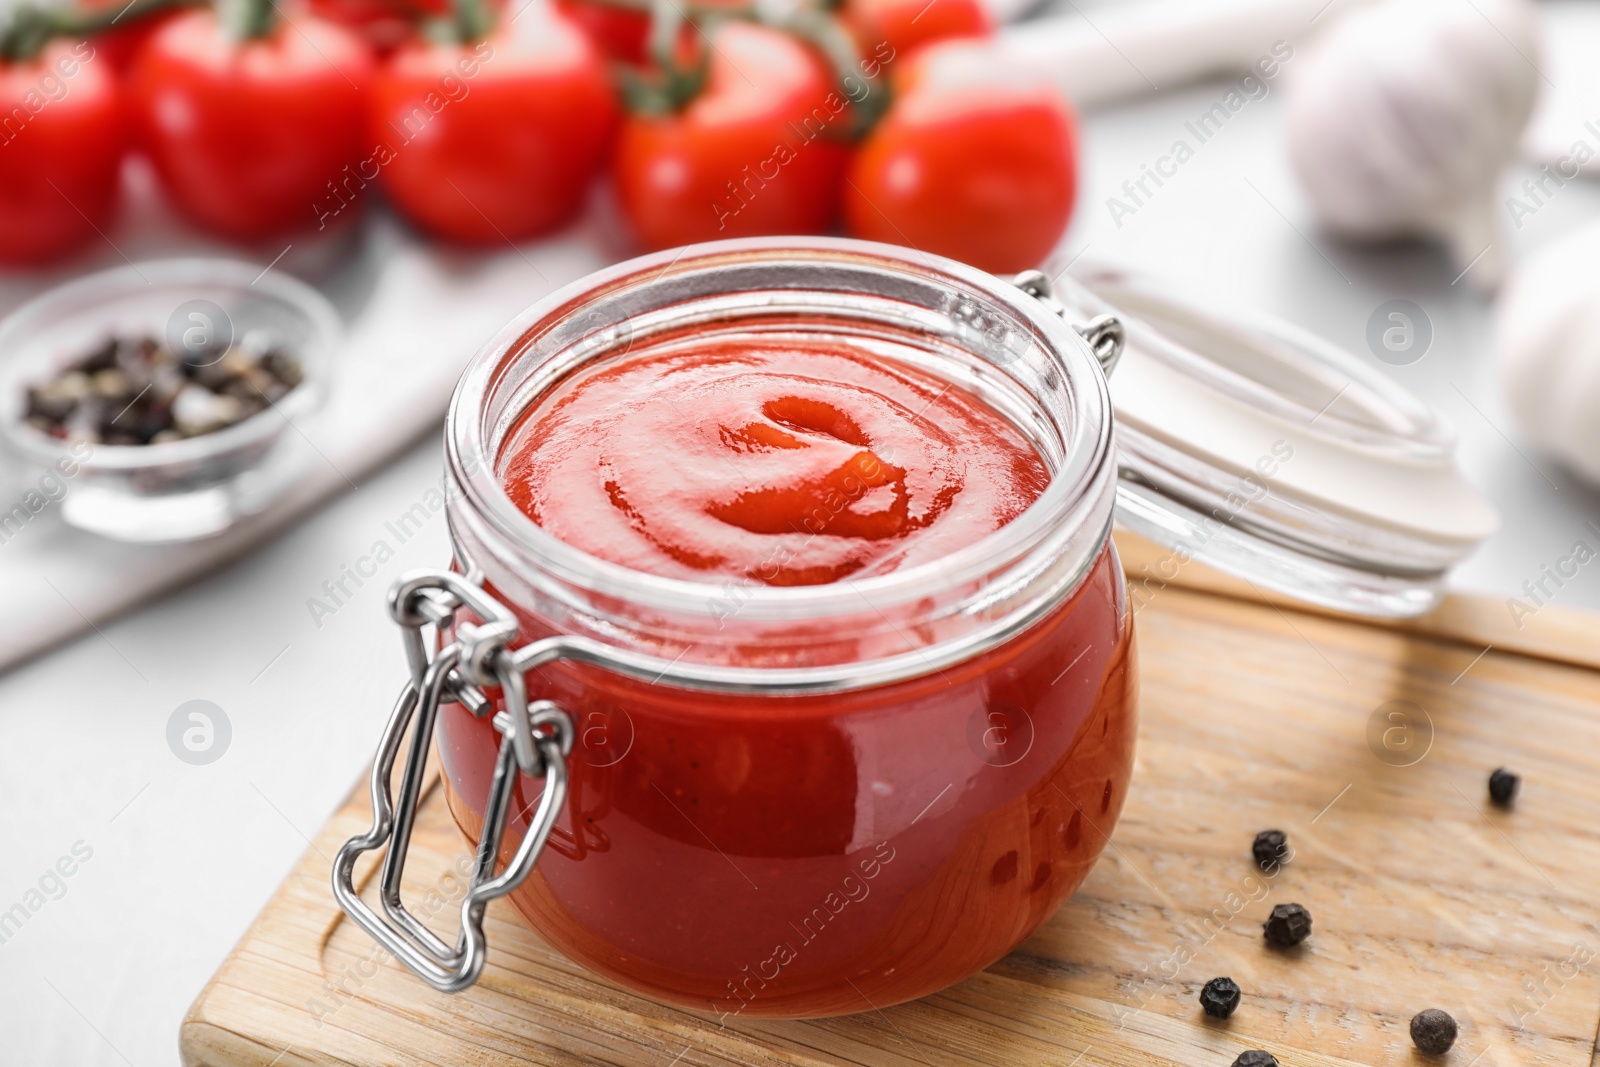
[1050, 263, 1498, 619]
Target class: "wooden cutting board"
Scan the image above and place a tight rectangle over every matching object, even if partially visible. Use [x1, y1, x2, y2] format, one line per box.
[180, 534, 1600, 1067]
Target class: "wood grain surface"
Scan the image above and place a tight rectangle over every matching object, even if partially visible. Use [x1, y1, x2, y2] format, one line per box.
[181, 536, 1600, 1066]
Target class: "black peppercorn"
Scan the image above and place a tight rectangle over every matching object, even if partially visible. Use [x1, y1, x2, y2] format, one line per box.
[1488, 768, 1519, 807]
[1200, 976, 1242, 1018]
[1263, 902, 1312, 946]
[1231, 1051, 1278, 1067]
[21, 332, 301, 446]
[1252, 829, 1289, 872]
[1410, 1008, 1458, 1054]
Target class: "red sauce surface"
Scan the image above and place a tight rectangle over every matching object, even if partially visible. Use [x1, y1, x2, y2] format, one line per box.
[437, 335, 1138, 1017]
[501, 338, 1050, 584]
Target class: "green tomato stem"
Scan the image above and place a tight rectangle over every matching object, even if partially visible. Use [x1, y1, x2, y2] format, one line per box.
[0, 6, 61, 62]
[777, 7, 890, 137]
[219, 0, 278, 41]
[601, 0, 888, 136]
[1, 0, 200, 62]
[450, 0, 494, 43]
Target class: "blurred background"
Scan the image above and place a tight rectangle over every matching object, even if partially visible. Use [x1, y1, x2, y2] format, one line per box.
[2, 0, 1599, 1061]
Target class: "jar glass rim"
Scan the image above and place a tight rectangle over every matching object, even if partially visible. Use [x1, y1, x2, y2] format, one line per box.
[444, 237, 1115, 622]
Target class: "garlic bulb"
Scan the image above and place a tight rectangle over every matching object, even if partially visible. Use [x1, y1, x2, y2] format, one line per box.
[1283, 0, 1540, 289]
[1497, 219, 1600, 485]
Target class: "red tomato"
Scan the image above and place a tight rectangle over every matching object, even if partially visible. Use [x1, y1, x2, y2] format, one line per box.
[367, 13, 618, 243]
[552, 0, 747, 65]
[129, 9, 375, 242]
[553, 0, 649, 64]
[308, 0, 517, 54]
[843, 0, 992, 60]
[74, 0, 184, 72]
[613, 21, 851, 250]
[0, 40, 125, 266]
[843, 70, 1077, 273]
[307, 0, 441, 54]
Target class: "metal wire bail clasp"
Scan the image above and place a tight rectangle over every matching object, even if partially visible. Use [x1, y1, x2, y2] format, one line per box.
[331, 569, 575, 994]
[1013, 269, 1125, 378]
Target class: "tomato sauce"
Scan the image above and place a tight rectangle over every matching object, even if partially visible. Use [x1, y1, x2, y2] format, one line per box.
[437, 334, 1137, 1017]
[500, 337, 1050, 586]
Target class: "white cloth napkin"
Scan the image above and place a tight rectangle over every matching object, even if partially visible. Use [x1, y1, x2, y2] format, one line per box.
[0, 162, 614, 671]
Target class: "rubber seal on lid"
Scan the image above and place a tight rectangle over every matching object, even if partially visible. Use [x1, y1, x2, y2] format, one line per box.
[1055, 264, 1498, 618]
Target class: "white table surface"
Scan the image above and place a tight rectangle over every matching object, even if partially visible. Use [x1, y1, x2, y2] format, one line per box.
[5, 6, 1600, 1064]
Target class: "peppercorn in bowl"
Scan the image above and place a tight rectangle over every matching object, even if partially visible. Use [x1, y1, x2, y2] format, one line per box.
[0, 259, 338, 542]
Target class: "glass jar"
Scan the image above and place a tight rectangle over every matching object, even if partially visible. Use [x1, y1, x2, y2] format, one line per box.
[333, 238, 1493, 1016]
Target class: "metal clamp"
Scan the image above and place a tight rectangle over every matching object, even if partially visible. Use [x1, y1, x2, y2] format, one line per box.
[1013, 269, 1125, 378]
[331, 569, 574, 994]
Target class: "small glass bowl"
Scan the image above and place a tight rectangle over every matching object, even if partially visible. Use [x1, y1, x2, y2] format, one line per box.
[0, 259, 339, 542]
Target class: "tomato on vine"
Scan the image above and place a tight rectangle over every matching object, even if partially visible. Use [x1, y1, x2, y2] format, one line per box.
[73, 0, 187, 71]
[612, 19, 863, 249]
[553, 0, 747, 65]
[0, 30, 124, 266]
[367, 2, 619, 243]
[843, 59, 1078, 273]
[129, 1, 374, 242]
[554, 0, 650, 64]
[841, 0, 991, 62]
[308, 0, 449, 54]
